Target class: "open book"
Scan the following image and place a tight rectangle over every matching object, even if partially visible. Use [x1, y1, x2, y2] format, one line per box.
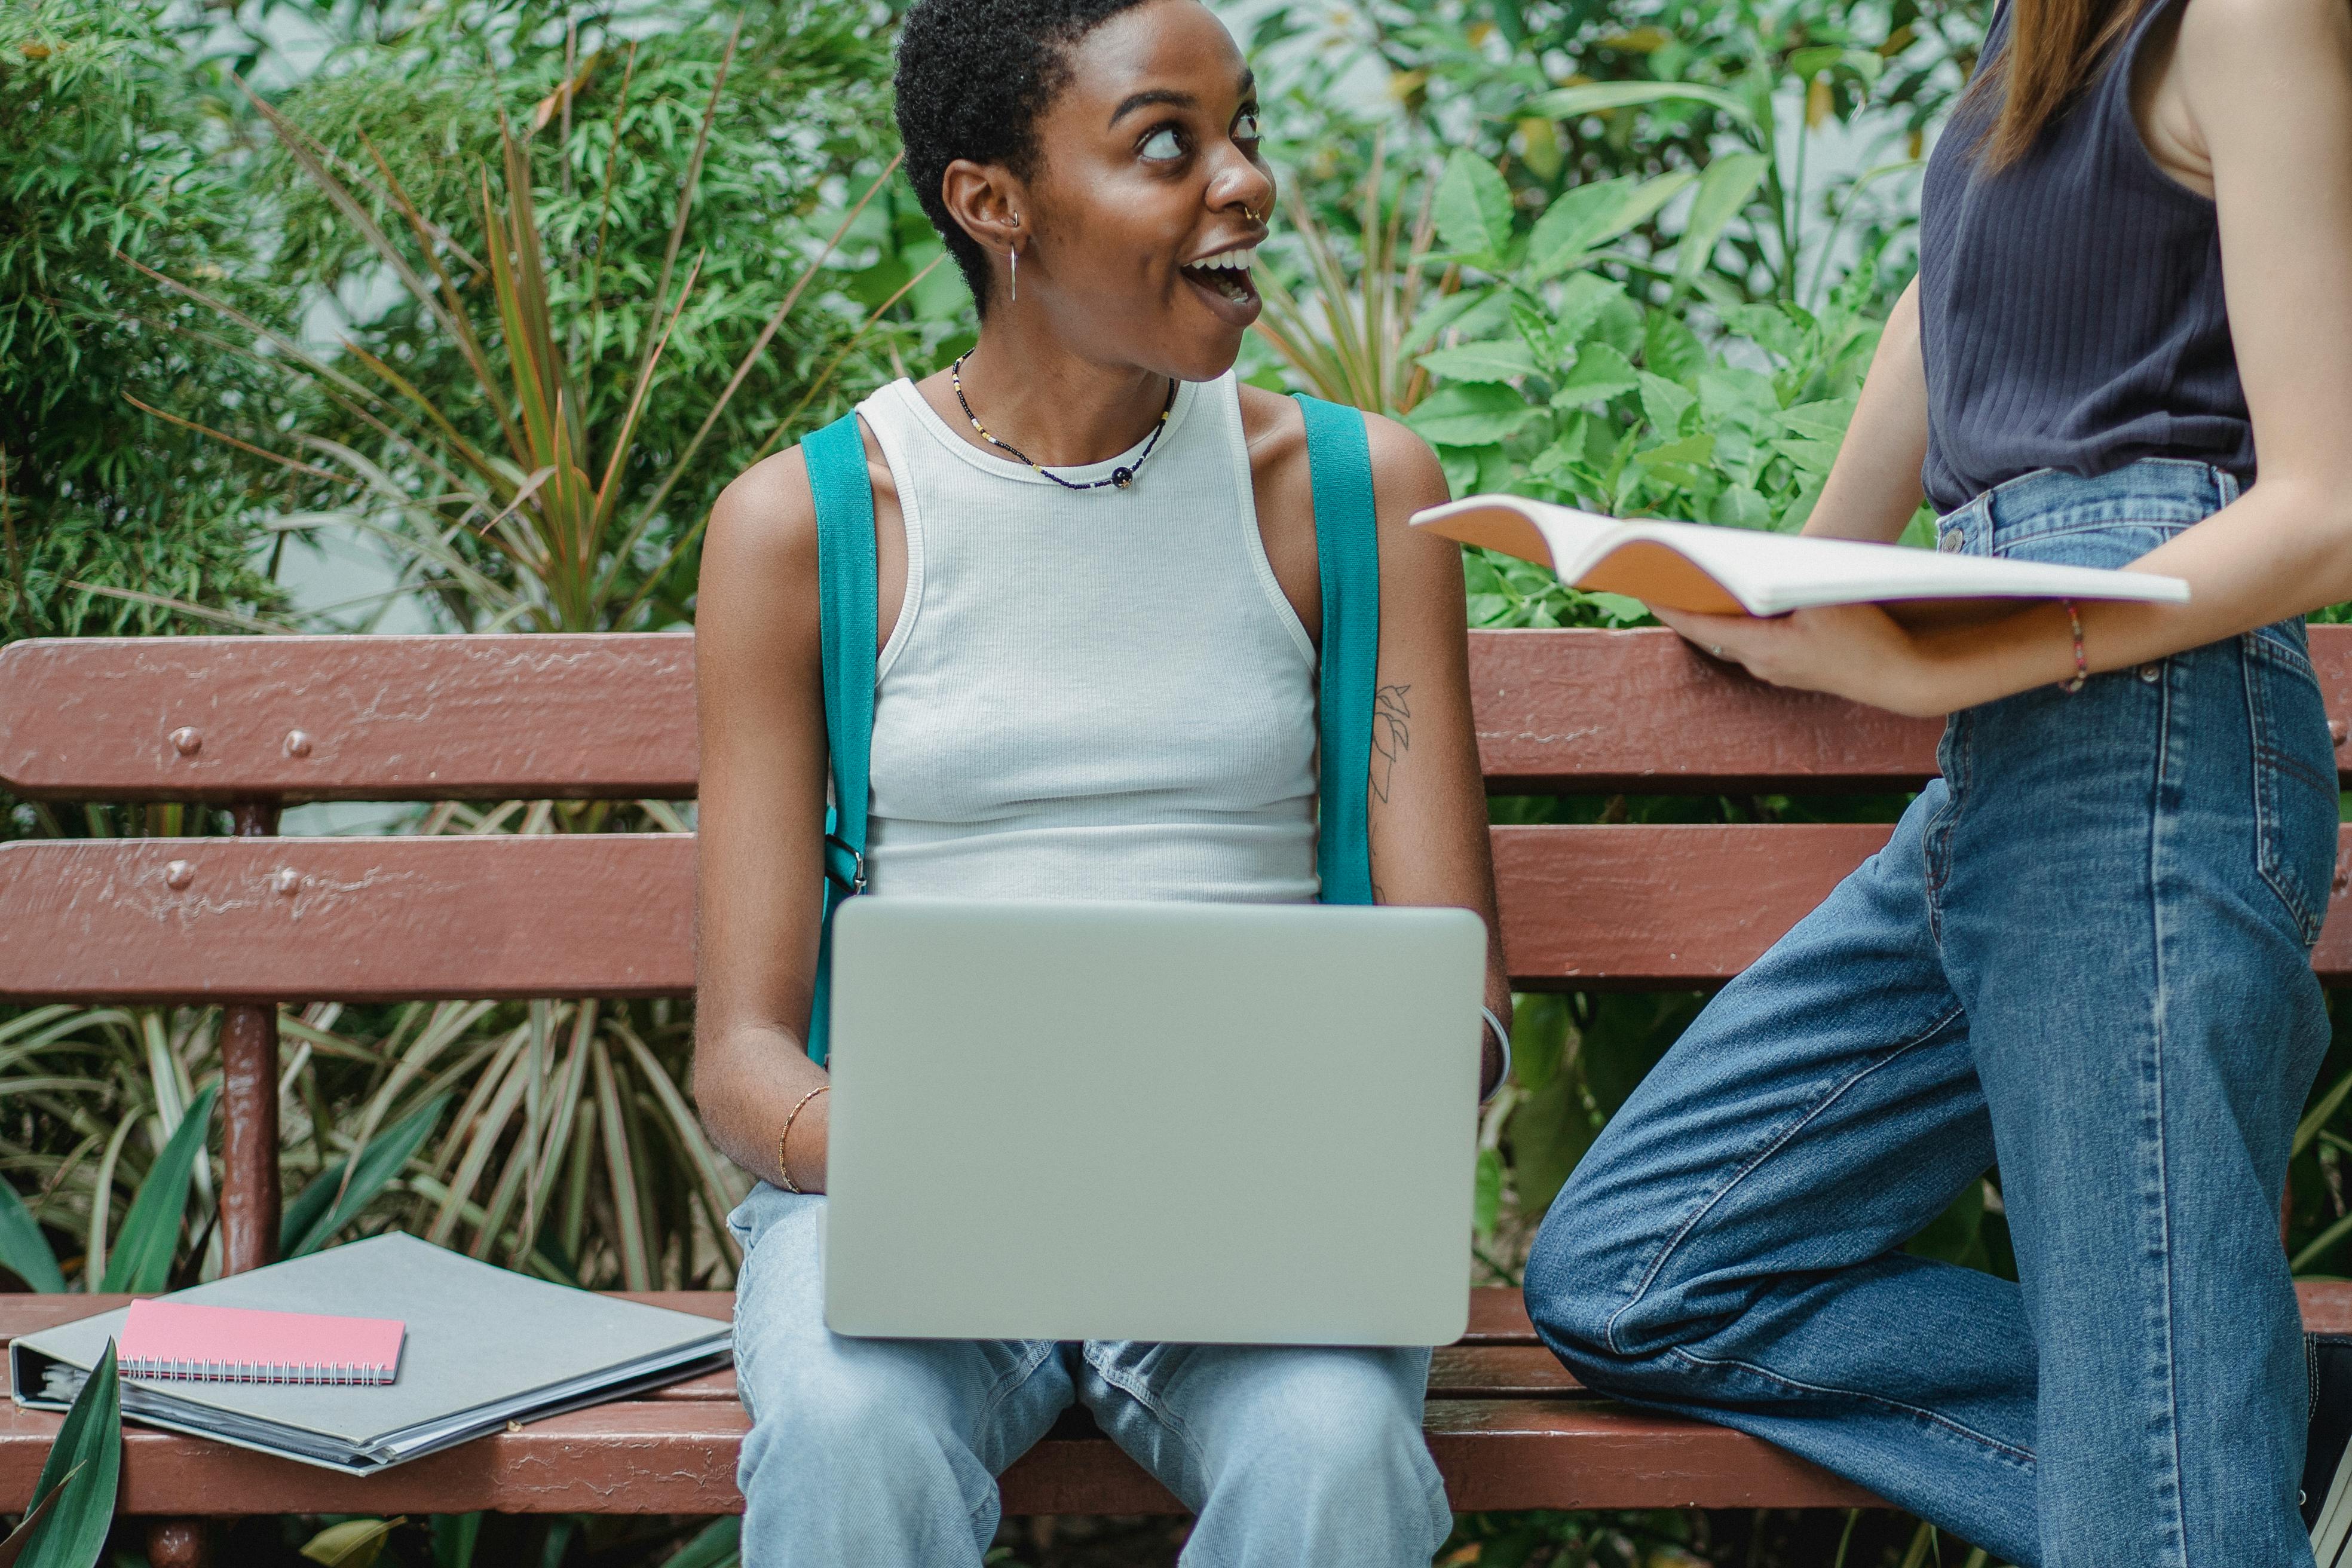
[1413, 495, 2191, 619]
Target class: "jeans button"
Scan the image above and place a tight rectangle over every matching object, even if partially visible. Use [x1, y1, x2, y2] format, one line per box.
[1938, 530, 1964, 553]
[2139, 662, 2162, 682]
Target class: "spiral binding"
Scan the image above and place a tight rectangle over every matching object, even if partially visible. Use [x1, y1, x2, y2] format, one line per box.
[118, 1356, 394, 1386]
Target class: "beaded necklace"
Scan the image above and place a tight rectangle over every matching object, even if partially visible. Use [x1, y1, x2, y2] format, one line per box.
[948, 353, 1175, 492]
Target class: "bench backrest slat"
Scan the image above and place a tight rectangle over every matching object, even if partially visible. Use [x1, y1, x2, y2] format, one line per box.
[21, 629, 2338, 801]
[0, 635, 697, 802]
[8, 822, 2349, 1000]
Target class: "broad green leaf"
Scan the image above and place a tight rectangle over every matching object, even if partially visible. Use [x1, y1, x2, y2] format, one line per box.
[11, 1342, 119, 1568]
[1633, 433, 1717, 470]
[1417, 339, 1539, 384]
[1508, 995, 1572, 1093]
[282, 1094, 451, 1258]
[1673, 152, 1771, 288]
[1638, 372, 1696, 437]
[1526, 80, 1754, 127]
[664, 1518, 743, 1568]
[1471, 1147, 1503, 1237]
[1432, 151, 1513, 265]
[1552, 272, 1633, 347]
[1720, 301, 1805, 360]
[1777, 396, 1860, 443]
[1772, 436, 1843, 477]
[1549, 343, 1639, 406]
[1405, 383, 1541, 448]
[1642, 310, 1707, 384]
[0, 1180, 65, 1294]
[1399, 287, 1494, 357]
[302, 1518, 399, 1568]
[1709, 485, 1775, 530]
[1527, 170, 1695, 280]
[1506, 1062, 1597, 1214]
[97, 1083, 217, 1294]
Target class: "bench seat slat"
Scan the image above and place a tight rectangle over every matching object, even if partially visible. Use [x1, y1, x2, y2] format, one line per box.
[0, 1285, 2342, 1515]
[11, 826, 2350, 1000]
[9, 629, 2350, 800]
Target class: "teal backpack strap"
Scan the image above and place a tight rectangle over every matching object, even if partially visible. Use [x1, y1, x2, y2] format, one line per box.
[1291, 393, 1380, 906]
[801, 412, 878, 1065]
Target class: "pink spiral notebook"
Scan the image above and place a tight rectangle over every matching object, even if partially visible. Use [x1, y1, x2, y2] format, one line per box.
[117, 1299, 406, 1386]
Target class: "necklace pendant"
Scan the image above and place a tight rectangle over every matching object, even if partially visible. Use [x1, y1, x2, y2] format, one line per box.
[1111, 466, 1134, 489]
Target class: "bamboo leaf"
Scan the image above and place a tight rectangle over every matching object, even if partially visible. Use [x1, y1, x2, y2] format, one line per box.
[97, 1083, 217, 1294]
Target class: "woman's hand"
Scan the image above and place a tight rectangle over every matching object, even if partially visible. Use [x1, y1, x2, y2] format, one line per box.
[1651, 602, 1962, 719]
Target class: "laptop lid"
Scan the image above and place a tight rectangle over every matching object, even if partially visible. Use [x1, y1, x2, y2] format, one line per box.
[822, 898, 1485, 1346]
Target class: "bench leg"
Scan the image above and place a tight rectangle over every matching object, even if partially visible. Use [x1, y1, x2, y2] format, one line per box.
[145, 1518, 209, 1568]
[218, 801, 282, 1276]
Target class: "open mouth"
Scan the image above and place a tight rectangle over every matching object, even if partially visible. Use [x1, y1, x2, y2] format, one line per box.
[1180, 244, 1260, 305]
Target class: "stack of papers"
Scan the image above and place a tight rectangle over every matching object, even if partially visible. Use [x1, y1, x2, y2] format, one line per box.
[11, 1232, 729, 1474]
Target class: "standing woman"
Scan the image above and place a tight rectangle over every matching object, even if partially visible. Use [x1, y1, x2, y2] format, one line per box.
[691, 0, 1511, 1561]
[1525, 0, 2352, 1563]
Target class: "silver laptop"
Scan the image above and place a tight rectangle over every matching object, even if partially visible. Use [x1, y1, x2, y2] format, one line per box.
[823, 898, 1487, 1346]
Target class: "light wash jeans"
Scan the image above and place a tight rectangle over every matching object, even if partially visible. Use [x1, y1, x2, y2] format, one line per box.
[1525, 460, 2338, 1567]
[727, 1182, 1451, 1567]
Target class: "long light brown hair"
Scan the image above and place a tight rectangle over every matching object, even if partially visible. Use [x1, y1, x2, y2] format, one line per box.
[1967, 0, 2160, 166]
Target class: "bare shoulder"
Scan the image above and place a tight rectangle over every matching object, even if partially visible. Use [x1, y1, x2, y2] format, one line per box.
[1237, 381, 1308, 474]
[1361, 410, 1450, 519]
[1236, 385, 1448, 515]
[703, 448, 817, 587]
[2176, 0, 2352, 89]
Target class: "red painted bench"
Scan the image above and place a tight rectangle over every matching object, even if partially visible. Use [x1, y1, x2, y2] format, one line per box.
[5, 626, 2350, 1563]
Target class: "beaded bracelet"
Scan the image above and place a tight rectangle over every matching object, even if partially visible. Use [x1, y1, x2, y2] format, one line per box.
[777, 1084, 831, 1195]
[2058, 599, 2088, 694]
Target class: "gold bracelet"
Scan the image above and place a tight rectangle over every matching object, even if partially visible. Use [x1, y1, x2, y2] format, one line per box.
[777, 1085, 831, 1195]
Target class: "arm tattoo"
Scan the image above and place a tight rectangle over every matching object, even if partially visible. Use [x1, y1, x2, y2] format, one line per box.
[1371, 683, 1412, 806]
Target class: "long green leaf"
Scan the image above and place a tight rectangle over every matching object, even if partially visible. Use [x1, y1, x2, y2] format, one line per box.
[663, 1519, 740, 1568]
[12, 1342, 119, 1568]
[98, 1083, 218, 1294]
[1674, 151, 1772, 289]
[0, 1179, 65, 1294]
[281, 1095, 451, 1258]
[1526, 79, 1754, 126]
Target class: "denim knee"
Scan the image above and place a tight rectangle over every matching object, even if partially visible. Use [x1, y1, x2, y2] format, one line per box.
[1203, 1356, 1451, 1554]
[1522, 1173, 1717, 1395]
[737, 1346, 995, 1530]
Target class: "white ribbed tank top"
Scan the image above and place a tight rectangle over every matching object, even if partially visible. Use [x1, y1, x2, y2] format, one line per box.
[855, 371, 1321, 904]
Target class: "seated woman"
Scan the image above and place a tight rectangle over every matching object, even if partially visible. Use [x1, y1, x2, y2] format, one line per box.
[690, 0, 1511, 1561]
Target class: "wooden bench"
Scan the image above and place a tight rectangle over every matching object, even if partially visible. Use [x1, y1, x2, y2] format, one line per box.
[5, 626, 2351, 1563]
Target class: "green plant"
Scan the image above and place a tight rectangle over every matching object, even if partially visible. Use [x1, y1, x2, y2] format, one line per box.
[0, 0, 287, 641]
[1, 1341, 120, 1568]
[232, 0, 902, 631]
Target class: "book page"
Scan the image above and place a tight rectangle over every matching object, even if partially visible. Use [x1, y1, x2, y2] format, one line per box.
[1415, 497, 2189, 616]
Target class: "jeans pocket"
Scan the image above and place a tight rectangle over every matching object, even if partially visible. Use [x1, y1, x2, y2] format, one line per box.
[2245, 624, 2339, 946]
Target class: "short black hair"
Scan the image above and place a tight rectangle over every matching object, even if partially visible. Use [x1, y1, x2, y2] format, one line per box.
[893, 0, 1164, 315]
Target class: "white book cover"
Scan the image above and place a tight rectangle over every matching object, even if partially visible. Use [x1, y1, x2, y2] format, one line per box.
[1412, 495, 2191, 620]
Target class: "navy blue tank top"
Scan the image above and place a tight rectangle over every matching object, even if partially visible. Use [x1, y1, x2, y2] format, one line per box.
[1916, 0, 2253, 513]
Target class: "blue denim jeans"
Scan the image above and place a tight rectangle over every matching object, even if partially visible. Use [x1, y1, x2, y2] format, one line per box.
[727, 1182, 1450, 1567]
[1524, 461, 2338, 1567]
